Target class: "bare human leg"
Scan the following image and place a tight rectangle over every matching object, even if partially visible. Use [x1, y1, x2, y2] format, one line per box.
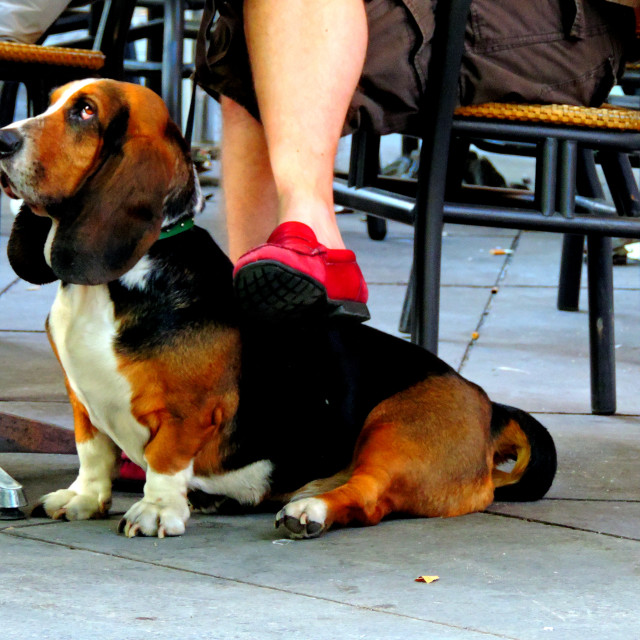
[220, 96, 278, 262]
[243, 0, 367, 250]
[224, 0, 370, 320]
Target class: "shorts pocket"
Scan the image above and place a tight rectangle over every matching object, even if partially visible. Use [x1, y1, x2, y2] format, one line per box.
[539, 54, 616, 106]
[468, 0, 568, 55]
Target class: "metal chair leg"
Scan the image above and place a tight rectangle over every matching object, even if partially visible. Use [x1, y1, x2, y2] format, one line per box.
[557, 149, 608, 313]
[587, 234, 616, 415]
[556, 141, 582, 312]
[412, 198, 443, 353]
[400, 138, 468, 338]
[580, 149, 616, 414]
[555, 143, 616, 414]
[409, 0, 471, 353]
[557, 234, 584, 311]
[399, 266, 414, 335]
[600, 151, 640, 219]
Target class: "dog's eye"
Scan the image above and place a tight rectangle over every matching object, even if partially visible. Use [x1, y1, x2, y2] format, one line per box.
[72, 100, 96, 121]
[80, 103, 96, 120]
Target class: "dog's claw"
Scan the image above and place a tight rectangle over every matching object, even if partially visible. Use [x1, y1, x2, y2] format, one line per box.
[118, 498, 188, 538]
[275, 498, 328, 539]
[118, 517, 141, 537]
[119, 518, 140, 538]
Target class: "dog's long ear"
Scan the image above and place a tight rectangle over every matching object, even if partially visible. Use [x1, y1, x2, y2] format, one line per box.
[48, 137, 176, 285]
[161, 120, 202, 222]
[7, 205, 57, 284]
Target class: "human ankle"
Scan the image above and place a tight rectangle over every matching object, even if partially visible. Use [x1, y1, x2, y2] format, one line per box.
[277, 196, 345, 250]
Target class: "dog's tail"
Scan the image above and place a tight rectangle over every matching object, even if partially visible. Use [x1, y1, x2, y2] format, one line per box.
[490, 403, 557, 502]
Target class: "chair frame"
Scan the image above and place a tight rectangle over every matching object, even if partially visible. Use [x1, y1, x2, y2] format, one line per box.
[0, 0, 135, 122]
[334, 0, 640, 415]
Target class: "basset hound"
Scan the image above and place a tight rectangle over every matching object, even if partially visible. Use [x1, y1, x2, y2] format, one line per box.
[0, 79, 557, 538]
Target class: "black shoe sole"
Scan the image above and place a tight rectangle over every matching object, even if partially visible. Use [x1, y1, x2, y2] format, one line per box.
[234, 260, 370, 323]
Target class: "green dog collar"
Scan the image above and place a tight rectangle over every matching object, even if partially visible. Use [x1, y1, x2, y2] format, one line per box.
[159, 217, 195, 240]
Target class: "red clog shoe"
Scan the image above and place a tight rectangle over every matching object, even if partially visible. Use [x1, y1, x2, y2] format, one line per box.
[233, 221, 369, 321]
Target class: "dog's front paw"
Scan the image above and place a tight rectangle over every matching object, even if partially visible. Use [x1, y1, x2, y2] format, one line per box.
[275, 497, 329, 539]
[118, 497, 190, 538]
[32, 489, 110, 521]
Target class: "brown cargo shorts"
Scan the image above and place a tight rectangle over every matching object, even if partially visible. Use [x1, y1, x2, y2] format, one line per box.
[195, 0, 633, 136]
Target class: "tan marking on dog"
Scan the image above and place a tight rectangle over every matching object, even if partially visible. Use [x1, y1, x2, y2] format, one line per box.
[289, 374, 496, 530]
[116, 326, 241, 476]
[491, 419, 532, 488]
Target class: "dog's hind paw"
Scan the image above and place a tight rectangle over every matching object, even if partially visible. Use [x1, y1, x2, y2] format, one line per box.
[33, 489, 110, 521]
[275, 497, 329, 539]
[118, 498, 190, 538]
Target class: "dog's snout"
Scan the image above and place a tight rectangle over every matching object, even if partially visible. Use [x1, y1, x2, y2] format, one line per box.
[0, 128, 23, 159]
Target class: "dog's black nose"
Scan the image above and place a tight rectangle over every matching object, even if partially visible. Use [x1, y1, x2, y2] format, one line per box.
[0, 129, 23, 158]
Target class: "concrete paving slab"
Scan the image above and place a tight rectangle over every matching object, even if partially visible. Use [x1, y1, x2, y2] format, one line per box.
[365, 283, 490, 369]
[488, 499, 640, 541]
[0, 194, 15, 237]
[0, 331, 66, 403]
[439, 234, 515, 287]
[0, 452, 140, 517]
[196, 187, 228, 247]
[340, 215, 514, 287]
[1, 236, 17, 291]
[542, 413, 640, 502]
[445, 222, 519, 238]
[501, 231, 640, 291]
[459, 287, 640, 415]
[0, 401, 72, 431]
[1, 411, 638, 639]
[364, 283, 410, 339]
[2, 533, 480, 640]
[0, 280, 57, 331]
[487, 413, 640, 539]
[2, 413, 639, 640]
[4, 510, 638, 640]
[0, 453, 78, 512]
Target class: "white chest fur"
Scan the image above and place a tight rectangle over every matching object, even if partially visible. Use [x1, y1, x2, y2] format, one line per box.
[48, 283, 149, 467]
